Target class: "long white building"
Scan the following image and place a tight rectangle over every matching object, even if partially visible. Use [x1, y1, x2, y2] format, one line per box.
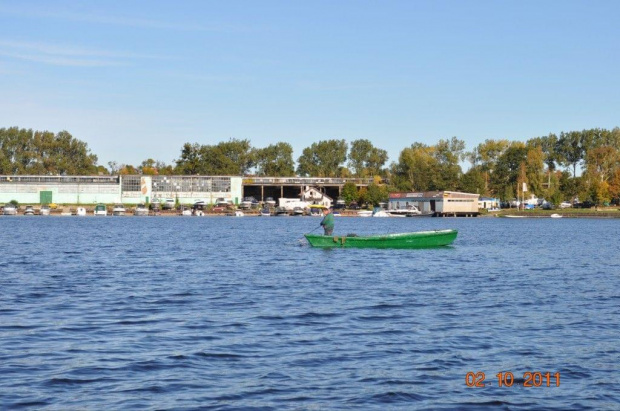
[0, 175, 243, 206]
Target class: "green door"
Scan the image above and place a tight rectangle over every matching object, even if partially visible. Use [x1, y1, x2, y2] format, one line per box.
[40, 191, 53, 204]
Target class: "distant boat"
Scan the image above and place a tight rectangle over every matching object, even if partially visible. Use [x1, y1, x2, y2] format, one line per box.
[112, 204, 126, 216]
[24, 205, 35, 216]
[76, 207, 87, 216]
[275, 207, 289, 216]
[94, 204, 107, 216]
[550, 213, 563, 218]
[292, 206, 305, 216]
[3, 204, 17, 215]
[39, 205, 51, 216]
[134, 204, 149, 216]
[305, 229, 458, 249]
[259, 207, 271, 216]
[357, 210, 373, 217]
[264, 197, 276, 207]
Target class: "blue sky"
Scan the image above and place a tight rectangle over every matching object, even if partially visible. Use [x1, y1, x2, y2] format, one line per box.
[1, 0, 618, 169]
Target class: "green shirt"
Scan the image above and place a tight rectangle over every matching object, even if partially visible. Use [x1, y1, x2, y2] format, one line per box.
[320, 212, 334, 229]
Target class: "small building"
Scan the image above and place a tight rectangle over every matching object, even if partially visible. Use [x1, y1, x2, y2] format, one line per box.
[478, 197, 500, 210]
[389, 191, 480, 217]
[301, 187, 332, 208]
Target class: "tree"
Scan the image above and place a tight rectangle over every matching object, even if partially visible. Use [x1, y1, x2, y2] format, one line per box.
[491, 142, 527, 200]
[459, 166, 486, 195]
[434, 137, 465, 190]
[341, 182, 358, 205]
[296, 139, 348, 177]
[255, 142, 295, 176]
[555, 131, 584, 177]
[175, 139, 255, 175]
[365, 183, 388, 206]
[348, 139, 388, 177]
[392, 143, 438, 191]
[0, 127, 98, 175]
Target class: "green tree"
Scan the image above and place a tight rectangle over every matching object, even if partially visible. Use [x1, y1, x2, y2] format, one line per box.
[296, 139, 348, 177]
[365, 183, 388, 206]
[347, 139, 388, 177]
[341, 182, 358, 205]
[175, 139, 255, 175]
[0, 127, 98, 175]
[491, 142, 527, 200]
[459, 166, 486, 195]
[255, 142, 295, 176]
[555, 131, 584, 177]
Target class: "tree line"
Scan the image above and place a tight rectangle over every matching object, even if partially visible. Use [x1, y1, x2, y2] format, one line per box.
[2, 126, 620, 205]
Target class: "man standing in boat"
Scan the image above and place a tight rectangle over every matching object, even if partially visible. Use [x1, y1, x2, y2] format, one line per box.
[320, 206, 334, 236]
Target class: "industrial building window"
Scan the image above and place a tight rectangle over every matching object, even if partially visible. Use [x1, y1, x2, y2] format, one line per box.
[122, 176, 141, 192]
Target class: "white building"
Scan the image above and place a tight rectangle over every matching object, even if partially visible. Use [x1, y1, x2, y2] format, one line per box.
[389, 191, 480, 217]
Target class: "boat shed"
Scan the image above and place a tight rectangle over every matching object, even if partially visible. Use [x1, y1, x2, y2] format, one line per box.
[389, 191, 480, 217]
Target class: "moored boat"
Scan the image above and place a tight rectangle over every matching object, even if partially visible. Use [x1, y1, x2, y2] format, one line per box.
[94, 203, 107, 216]
[3, 204, 17, 215]
[305, 229, 458, 249]
[76, 207, 87, 216]
[134, 204, 149, 216]
[112, 204, 126, 216]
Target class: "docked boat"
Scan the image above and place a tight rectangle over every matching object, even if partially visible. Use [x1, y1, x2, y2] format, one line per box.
[3, 204, 17, 215]
[94, 203, 107, 216]
[372, 209, 390, 217]
[39, 205, 51, 216]
[227, 210, 244, 217]
[76, 207, 87, 216]
[275, 207, 289, 216]
[24, 205, 35, 215]
[357, 210, 373, 217]
[550, 213, 563, 218]
[134, 204, 149, 216]
[112, 204, 126, 216]
[292, 206, 305, 216]
[239, 196, 259, 209]
[259, 207, 271, 216]
[305, 229, 458, 249]
[264, 197, 276, 207]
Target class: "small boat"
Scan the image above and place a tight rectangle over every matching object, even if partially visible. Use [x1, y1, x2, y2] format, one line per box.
[134, 204, 149, 216]
[39, 205, 51, 216]
[233, 210, 244, 217]
[24, 206, 35, 215]
[259, 207, 271, 216]
[76, 207, 87, 216]
[550, 213, 563, 218]
[275, 207, 289, 216]
[305, 229, 458, 249]
[357, 210, 373, 217]
[94, 203, 107, 216]
[372, 209, 390, 217]
[264, 197, 276, 207]
[3, 204, 17, 215]
[292, 206, 305, 216]
[112, 204, 126, 216]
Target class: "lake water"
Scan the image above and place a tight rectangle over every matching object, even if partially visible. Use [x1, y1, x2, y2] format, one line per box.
[1, 216, 619, 410]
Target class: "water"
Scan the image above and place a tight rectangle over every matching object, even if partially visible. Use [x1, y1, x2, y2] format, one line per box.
[1, 216, 619, 410]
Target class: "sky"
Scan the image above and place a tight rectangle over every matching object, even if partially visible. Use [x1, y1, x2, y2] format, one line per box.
[1, 0, 619, 170]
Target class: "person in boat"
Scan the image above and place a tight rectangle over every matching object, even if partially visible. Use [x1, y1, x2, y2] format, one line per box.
[320, 206, 334, 236]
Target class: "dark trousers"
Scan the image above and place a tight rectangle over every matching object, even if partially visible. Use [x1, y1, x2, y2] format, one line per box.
[323, 227, 333, 236]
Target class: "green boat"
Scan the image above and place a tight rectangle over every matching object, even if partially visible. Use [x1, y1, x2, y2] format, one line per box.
[305, 229, 458, 249]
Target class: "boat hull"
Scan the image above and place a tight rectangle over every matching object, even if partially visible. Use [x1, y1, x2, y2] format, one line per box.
[305, 229, 457, 249]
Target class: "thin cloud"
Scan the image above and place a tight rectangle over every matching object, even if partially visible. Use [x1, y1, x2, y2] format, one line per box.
[0, 40, 166, 67]
[0, 4, 252, 33]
